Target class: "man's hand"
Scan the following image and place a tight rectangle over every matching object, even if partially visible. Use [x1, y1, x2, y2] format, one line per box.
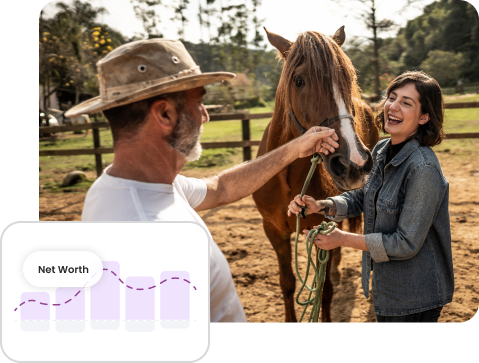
[292, 127, 339, 159]
[287, 196, 336, 217]
[195, 128, 339, 212]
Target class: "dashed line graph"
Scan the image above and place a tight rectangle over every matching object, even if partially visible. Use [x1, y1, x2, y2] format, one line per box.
[15, 261, 195, 332]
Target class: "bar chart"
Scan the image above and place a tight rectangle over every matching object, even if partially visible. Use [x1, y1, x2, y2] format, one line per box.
[14, 261, 196, 333]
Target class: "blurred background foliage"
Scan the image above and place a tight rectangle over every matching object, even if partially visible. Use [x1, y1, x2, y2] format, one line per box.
[344, 0, 479, 96]
[40, 0, 479, 113]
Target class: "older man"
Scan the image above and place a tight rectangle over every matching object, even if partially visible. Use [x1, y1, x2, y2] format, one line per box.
[65, 38, 339, 322]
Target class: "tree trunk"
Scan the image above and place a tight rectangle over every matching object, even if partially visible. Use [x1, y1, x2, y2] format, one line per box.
[75, 88, 80, 105]
[372, 2, 381, 97]
[42, 79, 51, 137]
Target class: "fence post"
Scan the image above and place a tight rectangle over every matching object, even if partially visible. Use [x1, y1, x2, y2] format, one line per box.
[92, 127, 103, 177]
[242, 117, 251, 161]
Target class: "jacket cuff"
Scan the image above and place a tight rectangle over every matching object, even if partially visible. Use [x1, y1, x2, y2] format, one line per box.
[325, 196, 347, 222]
[365, 233, 389, 263]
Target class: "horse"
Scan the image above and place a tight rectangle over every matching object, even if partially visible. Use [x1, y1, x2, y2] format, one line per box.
[47, 110, 92, 137]
[64, 114, 92, 137]
[252, 26, 380, 322]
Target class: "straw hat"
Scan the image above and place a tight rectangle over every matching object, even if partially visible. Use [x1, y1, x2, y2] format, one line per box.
[65, 38, 235, 118]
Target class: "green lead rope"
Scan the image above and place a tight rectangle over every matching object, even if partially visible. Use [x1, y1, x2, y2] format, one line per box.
[294, 152, 337, 322]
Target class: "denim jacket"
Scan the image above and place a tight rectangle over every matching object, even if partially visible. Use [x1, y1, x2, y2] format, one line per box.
[328, 138, 454, 316]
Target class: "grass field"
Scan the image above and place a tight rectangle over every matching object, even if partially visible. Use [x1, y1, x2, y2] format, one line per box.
[39, 93, 479, 192]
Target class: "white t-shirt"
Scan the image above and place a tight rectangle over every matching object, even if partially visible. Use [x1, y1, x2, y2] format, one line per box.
[82, 167, 246, 323]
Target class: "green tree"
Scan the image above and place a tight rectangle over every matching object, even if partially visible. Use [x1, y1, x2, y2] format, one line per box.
[402, 0, 479, 82]
[171, 0, 190, 40]
[40, 0, 125, 110]
[420, 50, 466, 87]
[130, 0, 163, 39]
[332, 0, 423, 96]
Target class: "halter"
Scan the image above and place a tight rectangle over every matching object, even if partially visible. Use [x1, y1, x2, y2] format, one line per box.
[290, 108, 356, 135]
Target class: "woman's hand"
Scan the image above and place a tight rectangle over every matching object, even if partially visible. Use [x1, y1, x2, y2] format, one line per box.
[302, 227, 345, 250]
[287, 196, 336, 217]
[288, 195, 319, 217]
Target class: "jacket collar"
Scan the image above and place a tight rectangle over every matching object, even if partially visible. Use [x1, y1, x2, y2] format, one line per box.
[391, 137, 421, 167]
[375, 137, 421, 168]
[375, 139, 390, 166]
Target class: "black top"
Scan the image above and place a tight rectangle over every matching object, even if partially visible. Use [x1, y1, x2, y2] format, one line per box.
[385, 137, 411, 166]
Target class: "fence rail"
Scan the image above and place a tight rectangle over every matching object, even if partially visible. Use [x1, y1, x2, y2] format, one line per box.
[40, 102, 479, 177]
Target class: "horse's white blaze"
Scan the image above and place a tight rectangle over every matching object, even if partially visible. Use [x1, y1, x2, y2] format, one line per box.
[333, 84, 366, 167]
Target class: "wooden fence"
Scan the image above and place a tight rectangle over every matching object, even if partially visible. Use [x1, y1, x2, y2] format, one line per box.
[39, 102, 479, 177]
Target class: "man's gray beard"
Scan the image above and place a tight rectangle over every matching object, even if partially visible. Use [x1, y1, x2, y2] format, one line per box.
[167, 109, 203, 162]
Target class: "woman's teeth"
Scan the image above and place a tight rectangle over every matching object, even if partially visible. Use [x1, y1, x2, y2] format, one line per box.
[388, 115, 403, 125]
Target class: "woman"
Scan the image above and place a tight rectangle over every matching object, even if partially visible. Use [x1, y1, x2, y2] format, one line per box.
[288, 71, 454, 322]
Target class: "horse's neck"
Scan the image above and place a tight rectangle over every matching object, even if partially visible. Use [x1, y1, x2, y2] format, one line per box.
[267, 105, 294, 151]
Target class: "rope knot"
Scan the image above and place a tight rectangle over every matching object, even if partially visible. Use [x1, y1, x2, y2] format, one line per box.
[294, 153, 337, 322]
[311, 152, 322, 163]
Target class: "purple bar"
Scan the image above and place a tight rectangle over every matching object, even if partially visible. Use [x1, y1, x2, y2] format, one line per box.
[91, 261, 120, 320]
[125, 277, 155, 320]
[20, 292, 49, 320]
[56, 287, 85, 320]
[160, 271, 189, 321]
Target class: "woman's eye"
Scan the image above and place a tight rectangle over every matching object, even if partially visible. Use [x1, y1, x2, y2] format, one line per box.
[404, 102, 411, 106]
[295, 76, 305, 88]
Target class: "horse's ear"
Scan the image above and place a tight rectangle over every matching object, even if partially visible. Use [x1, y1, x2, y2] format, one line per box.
[332, 25, 346, 47]
[264, 27, 293, 59]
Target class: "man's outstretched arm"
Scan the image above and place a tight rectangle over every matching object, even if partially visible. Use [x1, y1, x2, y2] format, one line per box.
[195, 127, 338, 212]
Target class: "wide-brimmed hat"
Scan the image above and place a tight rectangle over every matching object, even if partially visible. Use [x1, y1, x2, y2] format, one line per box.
[65, 38, 235, 118]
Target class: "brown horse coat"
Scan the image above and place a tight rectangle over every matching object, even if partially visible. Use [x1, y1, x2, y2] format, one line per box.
[252, 27, 379, 322]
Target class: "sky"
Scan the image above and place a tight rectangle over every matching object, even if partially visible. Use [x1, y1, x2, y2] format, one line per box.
[42, 0, 440, 49]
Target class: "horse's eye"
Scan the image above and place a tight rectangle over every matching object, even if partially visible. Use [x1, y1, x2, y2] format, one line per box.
[295, 76, 305, 88]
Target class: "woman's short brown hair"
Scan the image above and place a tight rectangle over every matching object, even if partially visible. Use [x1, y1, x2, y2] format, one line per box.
[375, 71, 445, 146]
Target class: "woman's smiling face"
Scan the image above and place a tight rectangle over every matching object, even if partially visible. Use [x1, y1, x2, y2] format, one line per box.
[384, 82, 430, 144]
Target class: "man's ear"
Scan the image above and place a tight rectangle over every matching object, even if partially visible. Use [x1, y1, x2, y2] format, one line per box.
[419, 113, 430, 125]
[149, 99, 178, 131]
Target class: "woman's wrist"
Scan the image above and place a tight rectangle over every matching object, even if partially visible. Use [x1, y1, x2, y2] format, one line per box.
[316, 199, 337, 216]
[341, 231, 368, 251]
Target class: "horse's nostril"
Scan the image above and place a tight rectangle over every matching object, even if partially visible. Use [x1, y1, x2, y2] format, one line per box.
[329, 155, 348, 178]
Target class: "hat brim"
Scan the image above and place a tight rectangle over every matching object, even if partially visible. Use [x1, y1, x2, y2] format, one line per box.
[64, 72, 235, 118]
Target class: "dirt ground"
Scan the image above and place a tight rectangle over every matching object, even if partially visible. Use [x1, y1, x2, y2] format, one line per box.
[39, 153, 479, 322]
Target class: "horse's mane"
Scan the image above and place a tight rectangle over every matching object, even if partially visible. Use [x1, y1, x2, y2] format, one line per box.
[276, 31, 365, 142]
[275, 30, 366, 196]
